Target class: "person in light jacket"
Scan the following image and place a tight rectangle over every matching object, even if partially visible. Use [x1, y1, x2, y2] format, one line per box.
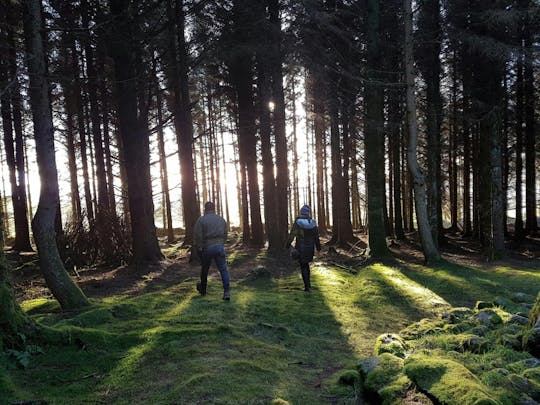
[193, 201, 230, 300]
[286, 205, 321, 292]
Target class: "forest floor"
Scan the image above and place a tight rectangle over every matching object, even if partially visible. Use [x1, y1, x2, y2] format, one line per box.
[3, 232, 540, 404]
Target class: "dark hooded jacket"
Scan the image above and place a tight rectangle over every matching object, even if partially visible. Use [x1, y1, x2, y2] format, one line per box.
[286, 216, 321, 263]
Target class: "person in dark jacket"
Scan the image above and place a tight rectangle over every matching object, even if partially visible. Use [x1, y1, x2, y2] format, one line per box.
[286, 205, 321, 292]
[193, 201, 230, 300]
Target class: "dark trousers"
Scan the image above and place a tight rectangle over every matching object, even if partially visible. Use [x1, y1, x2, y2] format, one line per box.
[300, 262, 311, 290]
[200, 244, 230, 293]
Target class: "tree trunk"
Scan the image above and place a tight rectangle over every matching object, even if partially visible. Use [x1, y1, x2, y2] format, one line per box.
[515, 52, 525, 239]
[81, 0, 109, 214]
[268, 0, 289, 248]
[523, 10, 537, 233]
[312, 72, 328, 236]
[365, 0, 388, 256]
[165, 0, 199, 246]
[256, 39, 279, 249]
[404, 0, 440, 263]
[23, 0, 89, 308]
[109, 0, 163, 263]
[156, 75, 174, 244]
[389, 86, 404, 239]
[2, 13, 33, 252]
[417, 0, 442, 247]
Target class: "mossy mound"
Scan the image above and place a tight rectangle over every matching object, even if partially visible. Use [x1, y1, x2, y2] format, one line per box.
[374, 333, 409, 358]
[404, 354, 498, 404]
[354, 294, 540, 404]
[359, 353, 412, 404]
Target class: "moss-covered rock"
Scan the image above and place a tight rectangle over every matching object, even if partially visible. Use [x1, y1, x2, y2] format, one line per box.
[522, 327, 540, 357]
[361, 353, 411, 404]
[476, 301, 495, 310]
[508, 314, 530, 326]
[336, 369, 360, 386]
[374, 333, 409, 358]
[442, 307, 474, 323]
[473, 310, 503, 327]
[482, 368, 511, 388]
[400, 318, 446, 340]
[404, 354, 500, 404]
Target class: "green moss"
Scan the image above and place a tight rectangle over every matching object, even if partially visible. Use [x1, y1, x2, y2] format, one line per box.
[374, 334, 408, 358]
[362, 353, 411, 404]
[404, 354, 499, 404]
[336, 369, 360, 386]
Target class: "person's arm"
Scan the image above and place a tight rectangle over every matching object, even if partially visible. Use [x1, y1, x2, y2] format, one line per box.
[194, 217, 203, 251]
[314, 226, 321, 252]
[285, 222, 298, 249]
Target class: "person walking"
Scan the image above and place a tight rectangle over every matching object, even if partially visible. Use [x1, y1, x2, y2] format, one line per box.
[194, 201, 231, 300]
[286, 205, 321, 292]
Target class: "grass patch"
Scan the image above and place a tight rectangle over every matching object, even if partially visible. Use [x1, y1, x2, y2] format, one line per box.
[3, 259, 539, 403]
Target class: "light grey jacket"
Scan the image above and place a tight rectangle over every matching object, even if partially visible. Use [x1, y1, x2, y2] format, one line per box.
[193, 211, 228, 249]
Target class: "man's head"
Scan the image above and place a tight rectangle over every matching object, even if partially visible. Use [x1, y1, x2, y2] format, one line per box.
[204, 201, 216, 213]
[300, 205, 311, 218]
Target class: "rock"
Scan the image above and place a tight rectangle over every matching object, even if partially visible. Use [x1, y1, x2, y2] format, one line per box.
[470, 325, 489, 337]
[494, 296, 512, 309]
[462, 335, 491, 353]
[509, 374, 538, 398]
[473, 310, 503, 326]
[442, 307, 473, 323]
[516, 394, 538, 405]
[500, 334, 522, 351]
[482, 368, 510, 388]
[509, 314, 530, 326]
[336, 369, 360, 386]
[361, 353, 411, 404]
[374, 333, 409, 358]
[508, 358, 540, 373]
[358, 356, 381, 378]
[404, 354, 498, 404]
[514, 292, 529, 301]
[476, 301, 495, 310]
[523, 327, 540, 357]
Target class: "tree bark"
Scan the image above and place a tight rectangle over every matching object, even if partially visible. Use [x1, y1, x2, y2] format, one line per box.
[23, 0, 89, 308]
[365, 0, 389, 256]
[515, 52, 525, 239]
[165, 0, 199, 246]
[523, 8, 537, 233]
[268, 0, 289, 248]
[417, 0, 442, 246]
[404, 0, 440, 263]
[109, 0, 163, 263]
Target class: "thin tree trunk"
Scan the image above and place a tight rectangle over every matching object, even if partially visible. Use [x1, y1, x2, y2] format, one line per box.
[404, 0, 440, 263]
[312, 72, 327, 236]
[523, 11, 537, 233]
[81, 0, 109, 213]
[4, 17, 33, 251]
[515, 53, 525, 239]
[23, 0, 89, 308]
[156, 75, 174, 244]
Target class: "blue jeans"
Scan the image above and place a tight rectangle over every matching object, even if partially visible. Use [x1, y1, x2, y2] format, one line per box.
[201, 244, 230, 292]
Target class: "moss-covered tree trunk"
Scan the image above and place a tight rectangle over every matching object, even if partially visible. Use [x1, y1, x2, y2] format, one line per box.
[23, 0, 90, 309]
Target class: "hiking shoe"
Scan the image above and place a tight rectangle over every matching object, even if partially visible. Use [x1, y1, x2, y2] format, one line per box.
[196, 282, 206, 296]
[223, 291, 231, 301]
[304, 287, 311, 293]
